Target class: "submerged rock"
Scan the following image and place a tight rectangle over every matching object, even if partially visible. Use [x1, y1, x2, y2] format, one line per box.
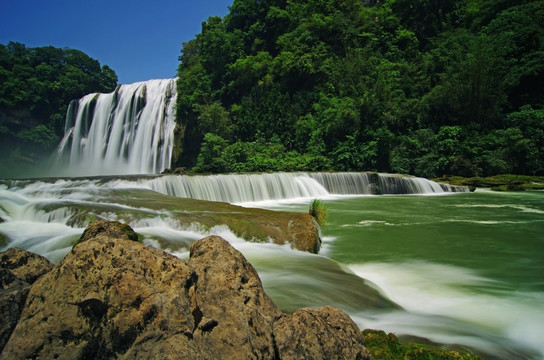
[41, 188, 322, 253]
[0, 220, 372, 359]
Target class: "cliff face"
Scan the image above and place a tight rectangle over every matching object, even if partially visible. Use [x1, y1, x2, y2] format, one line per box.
[0, 220, 372, 359]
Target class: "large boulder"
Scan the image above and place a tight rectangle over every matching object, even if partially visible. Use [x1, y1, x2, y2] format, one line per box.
[274, 306, 372, 360]
[0, 220, 372, 359]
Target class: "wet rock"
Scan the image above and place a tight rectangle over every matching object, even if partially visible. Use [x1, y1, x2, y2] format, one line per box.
[274, 306, 372, 360]
[0, 220, 372, 359]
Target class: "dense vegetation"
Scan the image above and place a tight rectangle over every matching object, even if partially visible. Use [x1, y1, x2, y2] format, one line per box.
[175, 0, 544, 177]
[0, 42, 117, 177]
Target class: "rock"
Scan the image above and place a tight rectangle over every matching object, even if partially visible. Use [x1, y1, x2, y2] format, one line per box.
[0, 247, 53, 284]
[187, 236, 281, 359]
[0, 220, 372, 359]
[274, 306, 373, 360]
[78, 219, 140, 243]
[44, 189, 322, 253]
[0, 247, 52, 352]
[0, 248, 53, 352]
[160, 167, 186, 174]
[0, 268, 30, 352]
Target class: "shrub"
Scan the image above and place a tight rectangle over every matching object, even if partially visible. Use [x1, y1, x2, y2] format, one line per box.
[309, 199, 328, 226]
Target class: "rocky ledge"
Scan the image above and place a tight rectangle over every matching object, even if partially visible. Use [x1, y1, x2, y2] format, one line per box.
[0, 220, 372, 359]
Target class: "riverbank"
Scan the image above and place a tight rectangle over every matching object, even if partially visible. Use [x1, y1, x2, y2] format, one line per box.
[432, 175, 544, 192]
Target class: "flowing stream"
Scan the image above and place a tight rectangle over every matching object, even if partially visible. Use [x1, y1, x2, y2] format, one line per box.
[0, 174, 542, 359]
[262, 190, 544, 360]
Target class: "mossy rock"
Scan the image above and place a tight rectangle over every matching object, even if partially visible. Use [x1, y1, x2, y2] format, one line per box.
[309, 199, 328, 226]
[362, 329, 481, 360]
[77, 220, 141, 245]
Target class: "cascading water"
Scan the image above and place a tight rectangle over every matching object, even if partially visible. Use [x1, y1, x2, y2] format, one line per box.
[52, 79, 177, 177]
[2, 175, 542, 359]
[132, 172, 468, 203]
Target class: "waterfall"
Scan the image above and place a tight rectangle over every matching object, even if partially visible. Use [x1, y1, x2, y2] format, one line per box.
[52, 79, 177, 177]
[126, 172, 468, 203]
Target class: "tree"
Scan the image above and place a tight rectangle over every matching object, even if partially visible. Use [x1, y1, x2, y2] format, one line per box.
[193, 133, 229, 173]
[17, 125, 58, 151]
[423, 31, 506, 129]
[483, 1, 544, 109]
[173, 0, 544, 176]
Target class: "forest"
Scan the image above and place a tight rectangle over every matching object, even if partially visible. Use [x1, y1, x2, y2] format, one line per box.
[1, 0, 543, 179]
[0, 42, 117, 175]
[175, 0, 544, 177]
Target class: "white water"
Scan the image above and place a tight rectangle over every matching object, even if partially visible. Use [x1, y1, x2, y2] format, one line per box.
[0, 173, 465, 261]
[52, 79, 177, 176]
[0, 177, 541, 359]
[121, 172, 467, 203]
[349, 262, 544, 358]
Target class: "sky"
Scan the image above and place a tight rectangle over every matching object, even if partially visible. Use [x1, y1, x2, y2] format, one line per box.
[0, 0, 233, 84]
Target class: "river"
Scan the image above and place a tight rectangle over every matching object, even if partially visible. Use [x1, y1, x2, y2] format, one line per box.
[255, 190, 544, 359]
[0, 174, 542, 359]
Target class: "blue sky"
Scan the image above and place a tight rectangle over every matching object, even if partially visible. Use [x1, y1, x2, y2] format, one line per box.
[0, 0, 233, 84]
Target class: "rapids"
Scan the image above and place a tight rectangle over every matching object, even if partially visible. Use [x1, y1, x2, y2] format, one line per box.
[1, 174, 542, 359]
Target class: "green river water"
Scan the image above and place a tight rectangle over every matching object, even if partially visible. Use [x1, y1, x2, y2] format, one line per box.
[257, 190, 544, 359]
[1, 177, 542, 359]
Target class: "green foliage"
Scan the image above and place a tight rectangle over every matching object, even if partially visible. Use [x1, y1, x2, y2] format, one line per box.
[193, 133, 229, 173]
[363, 329, 482, 360]
[17, 125, 58, 150]
[168, 0, 542, 177]
[309, 199, 328, 226]
[0, 42, 118, 177]
[435, 174, 544, 191]
[0, 43, 118, 118]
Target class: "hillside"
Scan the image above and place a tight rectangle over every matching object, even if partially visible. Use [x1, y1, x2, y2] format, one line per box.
[0, 43, 117, 177]
[175, 0, 544, 177]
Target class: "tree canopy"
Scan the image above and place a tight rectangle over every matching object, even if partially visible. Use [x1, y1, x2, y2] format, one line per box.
[0, 42, 118, 177]
[176, 0, 544, 177]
